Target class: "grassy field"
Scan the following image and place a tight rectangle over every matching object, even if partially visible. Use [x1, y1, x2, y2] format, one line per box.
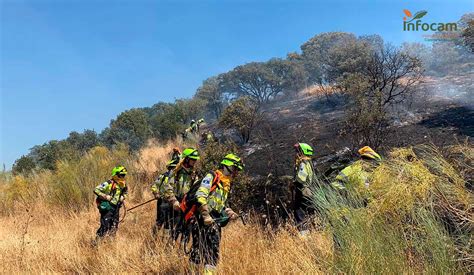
[0, 142, 472, 273]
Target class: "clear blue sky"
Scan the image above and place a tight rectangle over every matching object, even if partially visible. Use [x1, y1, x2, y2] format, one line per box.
[1, 0, 472, 169]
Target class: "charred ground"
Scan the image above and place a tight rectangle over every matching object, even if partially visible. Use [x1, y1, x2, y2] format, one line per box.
[237, 74, 473, 178]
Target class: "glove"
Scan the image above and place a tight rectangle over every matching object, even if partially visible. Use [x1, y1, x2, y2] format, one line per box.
[119, 196, 125, 202]
[152, 191, 159, 199]
[225, 208, 238, 220]
[103, 195, 112, 201]
[172, 200, 181, 211]
[199, 205, 214, 225]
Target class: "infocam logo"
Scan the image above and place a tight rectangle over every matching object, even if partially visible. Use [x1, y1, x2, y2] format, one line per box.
[403, 9, 458, 31]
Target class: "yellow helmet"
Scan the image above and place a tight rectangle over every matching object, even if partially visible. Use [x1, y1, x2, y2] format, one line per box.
[358, 146, 381, 161]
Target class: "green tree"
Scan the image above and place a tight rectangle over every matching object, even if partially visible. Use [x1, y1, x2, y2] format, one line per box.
[102, 109, 152, 150]
[195, 76, 227, 119]
[219, 97, 261, 144]
[339, 44, 423, 148]
[65, 129, 100, 152]
[175, 98, 206, 124]
[222, 59, 307, 105]
[149, 103, 185, 140]
[300, 32, 356, 84]
[266, 58, 308, 98]
[12, 155, 36, 175]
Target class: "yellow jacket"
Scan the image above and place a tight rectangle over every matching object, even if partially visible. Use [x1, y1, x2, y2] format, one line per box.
[196, 170, 230, 213]
[332, 160, 376, 190]
[295, 158, 315, 187]
[164, 167, 195, 202]
[94, 180, 128, 206]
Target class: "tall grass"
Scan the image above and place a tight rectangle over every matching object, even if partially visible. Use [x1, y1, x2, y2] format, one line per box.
[311, 144, 473, 273]
[0, 142, 472, 273]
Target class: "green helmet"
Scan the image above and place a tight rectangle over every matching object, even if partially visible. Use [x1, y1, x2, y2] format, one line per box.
[182, 148, 200, 160]
[294, 143, 314, 156]
[112, 165, 127, 176]
[221, 153, 244, 171]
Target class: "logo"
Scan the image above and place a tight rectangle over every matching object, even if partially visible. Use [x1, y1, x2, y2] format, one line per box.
[403, 9, 458, 32]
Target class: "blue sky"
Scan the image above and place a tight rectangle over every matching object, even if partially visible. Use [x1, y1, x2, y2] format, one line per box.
[1, 0, 472, 169]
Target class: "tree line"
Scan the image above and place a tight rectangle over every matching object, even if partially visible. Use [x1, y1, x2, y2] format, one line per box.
[13, 13, 473, 175]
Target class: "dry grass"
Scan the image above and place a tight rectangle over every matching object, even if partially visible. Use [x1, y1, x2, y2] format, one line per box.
[0, 137, 332, 273]
[0, 203, 332, 274]
[299, 85, 338, 97]
[1, 142, 472, 273]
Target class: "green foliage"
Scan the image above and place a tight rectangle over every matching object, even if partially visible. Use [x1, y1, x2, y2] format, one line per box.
[222, 59, 307, 104]
[48, 145, 132, 212]
[197, 140, 239, 176]
[175, 98, 206, 124]
[300, 32, 357, 84]
[219, 97, 261, 144]
[102, 109, 152, 150]
[311, 144, 473, 273]
[195, 76, 227, 119]
[12, 155, 36, 175]
[1, 145, 136, 214]
[149, 103, 185, 140]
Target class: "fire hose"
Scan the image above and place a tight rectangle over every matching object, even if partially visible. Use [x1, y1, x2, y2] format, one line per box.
[119, 197, 158, 223]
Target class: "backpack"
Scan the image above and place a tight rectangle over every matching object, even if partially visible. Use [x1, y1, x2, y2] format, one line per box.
[180, 171, 221, 223]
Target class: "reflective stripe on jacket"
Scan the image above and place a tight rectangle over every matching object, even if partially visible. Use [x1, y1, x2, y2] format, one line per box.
[196, 172, 229, 213]
[164, 167, 194, 201]
[151, 171, 171, 196]
[333, 160, 374, 190]
[295, 159, 314, 187]
[94, 180, 127, 205]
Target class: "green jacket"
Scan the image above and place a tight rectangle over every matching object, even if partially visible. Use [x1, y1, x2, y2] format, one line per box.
[94, 180, 128, 206]
[196, 172, 229, 213]
[332, 160, 375, 190]
[164, 167, 195, 202]
[295, 159, 315, 187]
[151, 171, 172, 196]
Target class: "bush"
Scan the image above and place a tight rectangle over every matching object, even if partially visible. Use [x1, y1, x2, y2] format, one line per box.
[311, 144, 473, 273]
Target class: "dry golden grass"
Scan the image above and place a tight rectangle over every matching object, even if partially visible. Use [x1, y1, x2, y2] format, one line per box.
[299, 85, 337, 97]
[0, 203, 332, 274]
[134, 138, 186, 176]
[2, 142, 471, 273]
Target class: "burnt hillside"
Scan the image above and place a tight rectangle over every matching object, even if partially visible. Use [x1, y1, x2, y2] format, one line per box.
[238, 74, 473, 178]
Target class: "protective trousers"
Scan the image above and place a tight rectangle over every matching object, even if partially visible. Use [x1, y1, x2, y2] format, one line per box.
[190, 222, 221, 267]
[96, 206, 120, 237]
[294, 184, 314, 231]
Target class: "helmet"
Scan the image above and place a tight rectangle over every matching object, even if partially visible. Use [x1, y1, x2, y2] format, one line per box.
[221, 153, 244, 171]
[358, 146, 381, 161]
[294, 143, 314, 156]
[182, 148, 200, 160]
[198, 118, 205, 123]
[191, 119, 196, 123]
[166, 159, 179, 170]
[112, 166, 127, 176]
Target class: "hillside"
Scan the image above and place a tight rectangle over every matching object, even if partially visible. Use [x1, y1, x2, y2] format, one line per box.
[239, 74, 473, 178]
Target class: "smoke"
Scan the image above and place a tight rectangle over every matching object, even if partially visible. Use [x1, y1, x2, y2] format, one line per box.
[424, 74, 474, 108]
